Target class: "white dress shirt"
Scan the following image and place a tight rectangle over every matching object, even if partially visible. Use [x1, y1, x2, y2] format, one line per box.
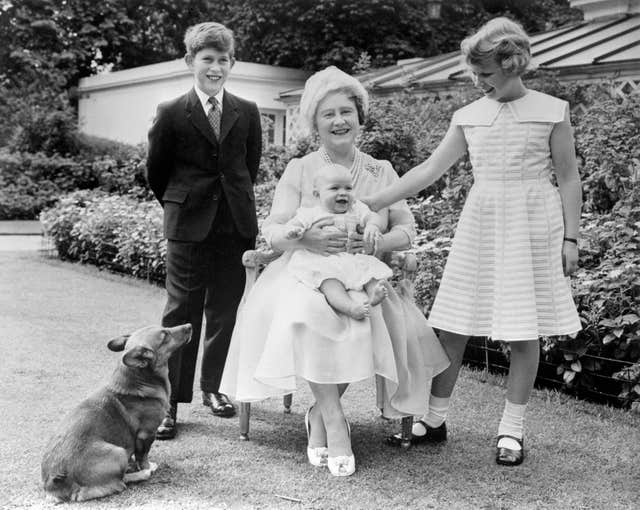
[194, 86, 224, 117]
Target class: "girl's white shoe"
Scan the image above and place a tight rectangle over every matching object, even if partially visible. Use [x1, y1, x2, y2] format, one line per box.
[305, 406, 328, 467]
[327, 455, 355, 477]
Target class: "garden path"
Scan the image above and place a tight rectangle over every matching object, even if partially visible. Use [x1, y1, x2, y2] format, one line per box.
[0, 220, 43, 252]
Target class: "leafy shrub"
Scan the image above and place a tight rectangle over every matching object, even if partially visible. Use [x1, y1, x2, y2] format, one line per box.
[90, 154, 152, 200]
[360, 96, 419, 176]
[573, 94, 640, 213]
[7, 102, 80, 156]
[40, 190, 165, 282]
[254, 181, 277, 222]
[0, 134, 151, 219]
[0, 150, 88, 219]
[258, 144, 294, 184]
[561, 184, 640, 404]
[39, 190, 109, 257]
[0, 178, 60, 220]
[75, 133, 145, 161]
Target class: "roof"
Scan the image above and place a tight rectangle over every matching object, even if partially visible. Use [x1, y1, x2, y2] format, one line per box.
[279, 14, 640, 100]
[78, 59, 310, 93]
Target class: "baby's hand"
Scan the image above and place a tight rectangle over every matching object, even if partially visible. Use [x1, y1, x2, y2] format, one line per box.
[285, 226, 305, 240]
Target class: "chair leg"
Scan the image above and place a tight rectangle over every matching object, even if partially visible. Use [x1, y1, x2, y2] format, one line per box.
[399, 416, 413, 450]
[239, 402, 250, 440]
[283, 393, 292, 414]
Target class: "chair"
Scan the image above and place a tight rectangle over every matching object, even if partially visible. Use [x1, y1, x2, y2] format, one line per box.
[237, 248, 417, 449]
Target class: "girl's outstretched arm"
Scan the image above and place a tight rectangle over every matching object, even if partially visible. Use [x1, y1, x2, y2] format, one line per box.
[551, 107, 582, 276]
[365, 123, 467, 211]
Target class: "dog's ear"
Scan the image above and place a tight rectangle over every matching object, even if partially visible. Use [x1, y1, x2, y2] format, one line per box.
[107, 334, 130, 352]
[122, 346, 157, 369]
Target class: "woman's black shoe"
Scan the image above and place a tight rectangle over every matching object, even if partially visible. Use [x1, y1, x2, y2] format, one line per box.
[386, 420, 447, 447]
[495, 435, 524, 466]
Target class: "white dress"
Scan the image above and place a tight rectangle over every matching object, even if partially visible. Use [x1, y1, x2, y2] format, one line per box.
[428, 90, 582, 341]
[287, 201, 393, 291]
[219, 149, 450, 418]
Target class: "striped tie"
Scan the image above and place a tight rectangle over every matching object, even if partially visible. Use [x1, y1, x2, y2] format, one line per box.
[207, 97, 221, 139]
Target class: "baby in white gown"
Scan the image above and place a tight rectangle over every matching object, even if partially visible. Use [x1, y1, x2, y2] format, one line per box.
[285, 163, 392, 320]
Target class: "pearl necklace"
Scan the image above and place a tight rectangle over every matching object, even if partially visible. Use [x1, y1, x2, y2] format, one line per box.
[319, 146, 362, 175]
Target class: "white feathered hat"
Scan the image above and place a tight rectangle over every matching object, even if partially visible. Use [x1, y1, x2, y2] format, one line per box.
[298, 66, 369, 136]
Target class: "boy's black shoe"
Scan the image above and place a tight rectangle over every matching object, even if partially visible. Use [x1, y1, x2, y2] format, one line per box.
[156, 402, 177, 440]
[202, 392, 236, 418]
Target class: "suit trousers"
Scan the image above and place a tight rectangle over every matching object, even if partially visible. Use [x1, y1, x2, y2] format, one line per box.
[162, 228, 253, 402]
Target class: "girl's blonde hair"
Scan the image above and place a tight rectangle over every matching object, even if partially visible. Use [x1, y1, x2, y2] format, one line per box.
[461, 17, 533, 76]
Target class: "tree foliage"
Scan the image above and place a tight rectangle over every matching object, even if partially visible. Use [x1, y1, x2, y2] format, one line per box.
[0, 0, 582, 146]
[0, 0, 215, 91]
[219, 0, 582, 72]
[0, 0, 215, 144]
[0, 0, 582, 91]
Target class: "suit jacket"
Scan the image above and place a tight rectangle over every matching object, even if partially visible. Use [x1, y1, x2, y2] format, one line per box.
[146, 88, 262, 242]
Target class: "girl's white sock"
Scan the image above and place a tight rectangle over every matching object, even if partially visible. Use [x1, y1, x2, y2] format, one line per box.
[414, 395, 450, 435]
[497, 400, 527, 450]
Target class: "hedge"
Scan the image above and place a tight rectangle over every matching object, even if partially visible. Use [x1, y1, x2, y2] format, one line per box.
[38, 76, 640, 409]
[40, 185, 640, 409]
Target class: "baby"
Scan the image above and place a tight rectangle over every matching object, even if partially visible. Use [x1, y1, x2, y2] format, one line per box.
[285, 163, 392, 320]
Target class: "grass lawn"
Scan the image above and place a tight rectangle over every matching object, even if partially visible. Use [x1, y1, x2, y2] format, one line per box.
[1, 251, 639, 509]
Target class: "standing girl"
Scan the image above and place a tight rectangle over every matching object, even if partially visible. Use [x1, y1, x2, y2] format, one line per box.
[366, 17, 582, 466]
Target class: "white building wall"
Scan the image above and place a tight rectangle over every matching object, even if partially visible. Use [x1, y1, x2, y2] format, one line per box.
[77, 59, 310, 146]
[570, 0, 640, 20]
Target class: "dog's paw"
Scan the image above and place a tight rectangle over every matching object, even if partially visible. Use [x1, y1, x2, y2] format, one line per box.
[148, 461, 158, 473]
[44, 492, 64, 504]
[123, 469, 152, 484]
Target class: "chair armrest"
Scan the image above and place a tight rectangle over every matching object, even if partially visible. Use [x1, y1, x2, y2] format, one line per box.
[243, 248, 417, 272]
[387, 251, 418, 277]
[242, 249, 281, 269]
[387, 250, 418, 300]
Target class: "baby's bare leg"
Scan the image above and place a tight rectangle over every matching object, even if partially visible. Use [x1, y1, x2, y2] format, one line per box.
[364, 279, 388, 306]
[320, 279, 370, 320]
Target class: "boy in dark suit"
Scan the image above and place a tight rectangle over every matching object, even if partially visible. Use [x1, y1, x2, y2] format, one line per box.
[146, 22, 262, 439]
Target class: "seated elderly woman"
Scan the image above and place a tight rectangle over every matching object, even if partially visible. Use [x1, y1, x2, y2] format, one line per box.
[219, 66, 449, 477]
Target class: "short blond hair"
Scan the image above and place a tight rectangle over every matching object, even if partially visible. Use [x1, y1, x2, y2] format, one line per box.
[299, 66, 368, 136]
[461, 17, 532, 76]
[184, 22, 235, 58]
[313, 163, 352, 190]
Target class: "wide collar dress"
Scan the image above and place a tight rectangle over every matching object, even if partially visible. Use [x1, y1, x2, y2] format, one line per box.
[427, 90, 582, 341]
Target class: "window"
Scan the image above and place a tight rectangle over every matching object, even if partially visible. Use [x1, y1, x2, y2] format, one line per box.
[261, 113, 276, 145]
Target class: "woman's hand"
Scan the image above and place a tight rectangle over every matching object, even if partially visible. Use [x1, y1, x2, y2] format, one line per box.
[343, 224, 376, 255]
[300, 217, 347, 255]
[363, 224, 383, 254]
[562, 240, 579, 276]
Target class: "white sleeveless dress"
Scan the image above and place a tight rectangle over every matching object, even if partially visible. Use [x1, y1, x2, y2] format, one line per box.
[428, 90, 581, 341]
[220, 149, 450, 418]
